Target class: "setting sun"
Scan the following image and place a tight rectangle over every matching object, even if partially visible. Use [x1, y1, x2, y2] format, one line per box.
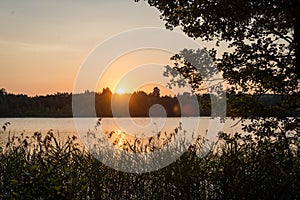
[116, 88, 125, 95]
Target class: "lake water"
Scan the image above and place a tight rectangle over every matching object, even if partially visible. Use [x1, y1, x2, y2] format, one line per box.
[0, 117, 244, 146]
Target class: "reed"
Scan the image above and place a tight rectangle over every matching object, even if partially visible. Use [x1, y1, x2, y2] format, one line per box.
[0, 122, 298, 199]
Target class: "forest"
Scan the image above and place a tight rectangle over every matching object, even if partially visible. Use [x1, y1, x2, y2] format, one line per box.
[0, 87, 298, 117]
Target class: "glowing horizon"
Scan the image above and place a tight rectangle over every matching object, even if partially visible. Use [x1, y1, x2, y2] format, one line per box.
[0, 1, 217, 97]
[0, 1, 167, 96]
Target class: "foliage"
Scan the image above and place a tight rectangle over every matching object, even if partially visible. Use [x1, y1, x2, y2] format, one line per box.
[135, 0, 300, 135]
[135, 0, 299, 82]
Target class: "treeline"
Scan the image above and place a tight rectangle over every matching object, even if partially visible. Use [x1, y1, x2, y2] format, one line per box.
[0, 88, 298, 117]
[0, 89, 72, 117]
[0, 88, 204, 117]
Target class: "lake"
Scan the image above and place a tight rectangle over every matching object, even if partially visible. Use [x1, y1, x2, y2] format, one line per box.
[0, 117, 244, 146]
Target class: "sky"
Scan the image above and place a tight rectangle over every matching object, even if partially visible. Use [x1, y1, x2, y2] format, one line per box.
[0, 0, 214, 96]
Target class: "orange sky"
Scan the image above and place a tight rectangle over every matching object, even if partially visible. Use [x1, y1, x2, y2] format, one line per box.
[0, 1, 222, 96]
[0, 1, 165, 96]
[96, 49, 188, 96]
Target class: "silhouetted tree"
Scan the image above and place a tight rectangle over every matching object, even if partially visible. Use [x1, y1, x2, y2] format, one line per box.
[137, 0, 299, 115]
[135, 0, 300, 82]
[152, 87, 160, 97]
[0, 88, 7, 96]
[0, 88, 297, 117]
[102, 87, 112, 96]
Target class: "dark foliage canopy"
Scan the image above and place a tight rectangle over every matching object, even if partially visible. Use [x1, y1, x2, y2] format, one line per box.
[136, 0, 300, 94]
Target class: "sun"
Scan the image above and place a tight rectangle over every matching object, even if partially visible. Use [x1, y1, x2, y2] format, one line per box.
[116, 88, 125, 95]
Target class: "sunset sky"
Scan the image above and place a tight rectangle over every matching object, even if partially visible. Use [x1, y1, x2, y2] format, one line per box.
[0, 1, 214, 96]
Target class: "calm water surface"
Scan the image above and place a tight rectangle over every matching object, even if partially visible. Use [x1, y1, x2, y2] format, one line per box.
[0, 117, 245, 145]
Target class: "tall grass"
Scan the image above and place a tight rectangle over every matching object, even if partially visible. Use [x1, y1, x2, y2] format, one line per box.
[0, 124, 299, 199]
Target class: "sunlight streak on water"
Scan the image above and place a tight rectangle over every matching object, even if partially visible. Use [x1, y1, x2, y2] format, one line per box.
[0, 117, 246, 147]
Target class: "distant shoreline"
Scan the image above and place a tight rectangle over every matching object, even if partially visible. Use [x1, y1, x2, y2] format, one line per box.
[0, 89, 298, 118]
